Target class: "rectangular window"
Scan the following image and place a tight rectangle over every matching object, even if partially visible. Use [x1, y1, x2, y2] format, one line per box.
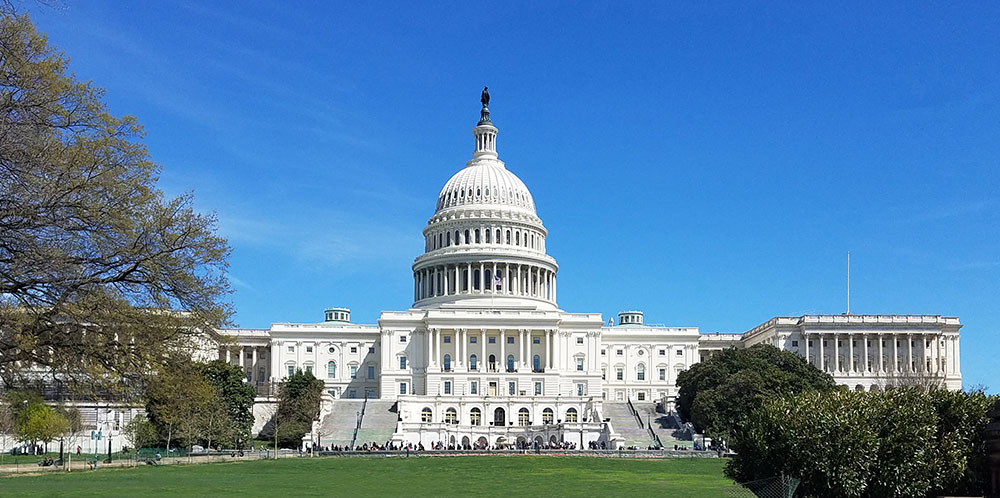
[349, 390, 356, 398]
[616, 350, 623, 356]
[489, 337, 496, 343]
[509, 382, 516, 395]
[577, 384, 584, 396]
[601, 349, 606, 356]
[400, 336, 407, 343]
[306, 365, 313, 374]
[576, 358, 584, 371]
[676, 349, 683, 356]
[350, 366, 357, 379]
[399, 383, 407, 394]
[369, 347, 375, 353]
[533, 337, 540, 344]
[791, 340, 799, 347]
[577, 337, 584, 344]
[444, 336, 451, 343]
[535, 382, 542, 395]
[470, 381, 478, 394]
[507, 337, 514, 344]
[287, 366, 295, 377]
[287, 345, 294, 353]
[368, 366, 375, 378]
[659, 368, 666, 381]
[444, 381, 451, 394]
[616, 368, 623, 380]
[306, 346, 313, 353]
[400, 357, 407, 369]
[658, 349, 666, 356]
[350, 347, 358, 354]
[470, 336, 477, 343]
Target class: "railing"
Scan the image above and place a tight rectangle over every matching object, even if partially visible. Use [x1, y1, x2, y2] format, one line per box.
[350, 397, 368, 449]
[626, 399, 643, 429]
[647, 415, 662, 448]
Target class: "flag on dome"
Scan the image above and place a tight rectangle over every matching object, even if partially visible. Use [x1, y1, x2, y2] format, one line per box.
[494, 274, 502, 289]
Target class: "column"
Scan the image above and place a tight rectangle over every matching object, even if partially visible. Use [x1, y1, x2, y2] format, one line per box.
[492, 262, 498, 293]
[480, 328, 486, 371]
[413, 273, 418, 301]
[499, 329, 506, 372]
[480, 262, 485, 293]
[848, 333, 854, 374]
[834, 334, 840, 373]
[877, 334, 883, 373]
[505, 264, 511, 295]
[545, 330, 551, 370]
[225, 347, 231, 364]
[907, 334, 913, 373]
[954, 335, 961, 373]
[251, 347, 258, 382]
[520, 330, 527, 368]
[804, 332, 810, 366]
[819, 334, 825, 372]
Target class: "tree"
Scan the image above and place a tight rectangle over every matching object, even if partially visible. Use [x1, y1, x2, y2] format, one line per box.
[0, 399, 13, 464]
[676, 344, 836, 440]
[121, 414, 156, 463]
[727, 388, 999, 497]
[273, 369, 323, 448]
[201, 360, 256, 448]
[0, 9, 231, 390]
[145, 364, 216, 452]
[17, 400, 68, 453]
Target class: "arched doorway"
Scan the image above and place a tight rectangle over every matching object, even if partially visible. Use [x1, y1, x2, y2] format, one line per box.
[476, 436, 488, 449]
[494, 407, 506, 426]
[534, 436, 543, 447]
[449, 435, 456, 446]
[488, 354, 496, 372]
[549, 435, 558, 445]
[461, 436, 470, 448]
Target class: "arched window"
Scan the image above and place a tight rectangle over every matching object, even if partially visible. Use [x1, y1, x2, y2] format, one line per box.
[518, 408, 530, 426]
[485, 229, 491, 243]
[464, 230, 470, 244]
[488, 354, 496, 371]
[454, 230, 460, 245]
[446, 408, 458, 424]
[447, 232, 452, 246]
[566, 408, 578, 423]
[495, 229, 501, 243]
[533, 355, 540, 372]
[421, 408, 433, 423]
[475, 229, 480, 243]
[542, 408, 554, 424]
[470, 408, 481, 426]
[507, 354, 515, 372]
[438, 233, 442, 248]
[470, 354, 478, 370]
[327, 361, 337, 378]
[506, 230, 511, 244]
[637, 363, 645, 381]
[476, 188, 481, 197]
[444, 354, 452, 371]
[515, 232, 520, 246]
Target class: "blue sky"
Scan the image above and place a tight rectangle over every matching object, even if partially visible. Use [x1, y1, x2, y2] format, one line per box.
[25, 2, 998, 391]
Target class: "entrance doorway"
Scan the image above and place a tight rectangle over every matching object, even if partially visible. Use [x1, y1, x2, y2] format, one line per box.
[494, 407, 506, 426]
[489, 381, 497, 396]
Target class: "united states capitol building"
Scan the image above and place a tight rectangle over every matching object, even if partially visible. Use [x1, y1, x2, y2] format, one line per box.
[219, 94, 963, 449]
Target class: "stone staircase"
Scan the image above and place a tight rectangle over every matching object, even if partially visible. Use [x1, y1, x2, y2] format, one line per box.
[602, 401, 654, 448]
[631, 403, 693, 448]
[319, 399, 365, 448]
[354, 400, 398, 447]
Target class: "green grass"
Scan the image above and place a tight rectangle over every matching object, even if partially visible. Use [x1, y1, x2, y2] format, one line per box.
[0, 455, 733, 497]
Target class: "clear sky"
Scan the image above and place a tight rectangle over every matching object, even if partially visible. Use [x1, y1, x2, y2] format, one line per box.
[24, 2, 999, 391]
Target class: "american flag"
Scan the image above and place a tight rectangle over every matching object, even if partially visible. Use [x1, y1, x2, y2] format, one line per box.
[494, 273, 502, 289]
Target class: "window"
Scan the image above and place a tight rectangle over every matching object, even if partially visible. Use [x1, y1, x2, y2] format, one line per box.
[576, 357, 584, 371]
[348, 390, 356, 398]
[535, 382, 542, 395]
[444, 336, 451, 343]
[533, 337, 540, 344]
[470, 408, 481, 426]
[616, 368, 623, 381]
[601, 349, 606, 356]
[470, 336, 477, 343]
[637, 392, 646, 401]
[489, 337, 496, 344]
[287, 345, 294, 353]
[659, 368, 666, 381]
[399, 383, 407, 394]
[444, 381, 452, 394]
[509, 381, 516, 395]
[470, 354, 478, 370]
[400, 357, 407, 369]
[369, 347, 375, 353]
[637, 364, 645, 381]
[576, 337, 584, 344]
[676, 349, 683, 356]
[659, 349, 666, 356]
[616, 349, 623, 356]
[542, 408, 553, 424]
[507, 337, 514, 344]
[470, 381, 478, 394]
[306, 346, 313, 353]
[791, 340, 799, 347]
[444, 354, 452, 371]
[351, 347, 358, 354]
[327, 361, 337, 378]
[577, 383, 585, 396]
[328, 347, 336, 353]
[533, 355, 541, 371]
[421, 408, 432, 423]
[368, 366, 375, 379]
[446, 408, 458, 424]
[566, 408, 578, 422]
[287, 365, 295, 377]
[350, 366, 357, 379]
[400, 336, 407, 343]
[518, 408, 530, 426]
[507, 355, 515, 372]
[602, 368, 606, 380]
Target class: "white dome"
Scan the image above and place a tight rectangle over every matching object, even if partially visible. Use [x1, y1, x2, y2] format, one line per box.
[435, 161, 536, 215]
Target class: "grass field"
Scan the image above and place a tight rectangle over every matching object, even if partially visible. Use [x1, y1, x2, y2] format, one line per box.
[0, 455, 733, 497]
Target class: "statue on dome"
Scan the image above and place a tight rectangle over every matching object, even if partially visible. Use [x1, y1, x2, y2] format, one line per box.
[481, 86, 490, 108]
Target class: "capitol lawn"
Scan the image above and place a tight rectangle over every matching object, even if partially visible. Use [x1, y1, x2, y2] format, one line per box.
[0, 455, 732, 496]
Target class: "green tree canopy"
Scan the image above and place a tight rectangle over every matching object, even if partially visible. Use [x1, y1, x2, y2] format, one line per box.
[272, 369, 324, 447]
[0, 9, 231, 390]
[144, 363, 217, 451]
[201, 360, 256, 445]
[676, 344, 836, 438]
[727, 388, 997, 498]
[122, 414, 156, 453]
